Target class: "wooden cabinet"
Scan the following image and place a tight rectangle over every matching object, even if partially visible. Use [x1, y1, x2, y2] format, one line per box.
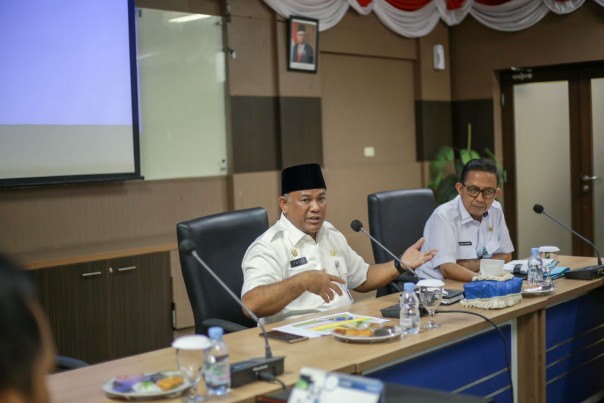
[30, 252, 172, 364]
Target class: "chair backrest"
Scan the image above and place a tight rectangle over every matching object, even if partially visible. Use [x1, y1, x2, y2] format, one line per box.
[367, 189, 436, 296]
[176, 207, 269, 334]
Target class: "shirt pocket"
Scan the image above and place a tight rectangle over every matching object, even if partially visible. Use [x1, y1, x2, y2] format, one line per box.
[485, 238, 501, 257]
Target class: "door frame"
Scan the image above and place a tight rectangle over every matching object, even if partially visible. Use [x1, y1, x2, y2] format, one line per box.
[500, 61, 604, 258]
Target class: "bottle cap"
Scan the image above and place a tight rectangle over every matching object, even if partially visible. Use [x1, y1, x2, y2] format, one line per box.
[531, 247, 539, 255]
[403, 282, 415, 291]
[208, 326, 224, 340]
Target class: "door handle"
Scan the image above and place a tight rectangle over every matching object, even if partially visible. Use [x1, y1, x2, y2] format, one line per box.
[581, 174, 600, 182]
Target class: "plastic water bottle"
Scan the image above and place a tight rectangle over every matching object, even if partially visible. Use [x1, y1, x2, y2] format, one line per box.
[204, 326, 230, 395]
[400, 282, 420, 335]
[527, 247, 544, 287]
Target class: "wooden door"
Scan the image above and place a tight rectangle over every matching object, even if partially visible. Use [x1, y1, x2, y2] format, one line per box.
[501, 62, 604, 258]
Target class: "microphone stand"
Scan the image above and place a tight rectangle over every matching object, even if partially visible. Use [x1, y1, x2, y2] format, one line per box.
[533, 206, 603, 279]
[181, 242, 284, 387]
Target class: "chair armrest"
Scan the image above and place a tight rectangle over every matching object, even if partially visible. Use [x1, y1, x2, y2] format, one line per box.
[202, 318, 249, 333]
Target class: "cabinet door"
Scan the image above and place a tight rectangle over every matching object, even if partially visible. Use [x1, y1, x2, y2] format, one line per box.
[30, 262, 111, 364]
[108, 253, 172, 358]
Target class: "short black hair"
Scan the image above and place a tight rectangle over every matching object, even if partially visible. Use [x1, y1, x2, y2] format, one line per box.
[0, 254, 42, 398]
[460, 159, 499, 186]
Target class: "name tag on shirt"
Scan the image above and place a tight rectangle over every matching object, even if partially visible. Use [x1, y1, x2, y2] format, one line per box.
[290, 257, 308, 268]
[459, 241, 472, 246]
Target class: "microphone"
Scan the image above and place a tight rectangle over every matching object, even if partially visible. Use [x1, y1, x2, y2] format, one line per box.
[350, 219, 419, 280]
[179, 240, 284, 387]
[532, 204, 603, 279]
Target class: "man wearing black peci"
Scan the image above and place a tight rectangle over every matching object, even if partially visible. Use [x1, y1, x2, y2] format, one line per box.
[241, 163, 437, 324]
[415, 159, 514, 282]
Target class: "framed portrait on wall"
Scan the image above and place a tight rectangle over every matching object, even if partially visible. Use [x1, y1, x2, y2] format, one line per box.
[287, 16, 319, 73]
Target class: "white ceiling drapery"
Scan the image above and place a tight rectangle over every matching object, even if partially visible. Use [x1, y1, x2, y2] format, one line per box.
[263, 0, 595, 38]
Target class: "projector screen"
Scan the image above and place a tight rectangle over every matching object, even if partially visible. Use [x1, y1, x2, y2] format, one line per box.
[0, 0, 140, 188]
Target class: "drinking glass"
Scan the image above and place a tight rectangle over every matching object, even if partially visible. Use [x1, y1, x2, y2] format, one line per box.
[417, 279, 445, 329]
[172, 335, 212, 402]
[539, 246, 559, 288]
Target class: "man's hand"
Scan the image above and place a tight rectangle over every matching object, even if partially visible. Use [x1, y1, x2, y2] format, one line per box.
[401, 237, 437, 269]
[297, 270, 345, 303]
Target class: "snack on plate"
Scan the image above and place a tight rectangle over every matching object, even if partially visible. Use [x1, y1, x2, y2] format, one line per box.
[334, 325, 396, 338]
[333, 327, 372, 337]
[156, 376, 184, 391]
[345, 328, 373, 337]
[110, 371, 182, 394]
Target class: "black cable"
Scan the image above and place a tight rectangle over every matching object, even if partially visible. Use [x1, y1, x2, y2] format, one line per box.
[257, 371, 288, 390]
[436, 309, 515, 402]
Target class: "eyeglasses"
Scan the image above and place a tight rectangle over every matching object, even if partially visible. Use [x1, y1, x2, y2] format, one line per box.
[463, 185, 496, 199]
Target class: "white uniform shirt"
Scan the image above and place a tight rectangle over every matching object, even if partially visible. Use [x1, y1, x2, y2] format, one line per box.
[415, 195, 514, 280]
[241, 213, 369, 324]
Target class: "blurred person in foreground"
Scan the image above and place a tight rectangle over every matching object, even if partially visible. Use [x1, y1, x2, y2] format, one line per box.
[0, 254, 55, 403]
[241, 163, 437, 324]
[415, 159, 514, 282]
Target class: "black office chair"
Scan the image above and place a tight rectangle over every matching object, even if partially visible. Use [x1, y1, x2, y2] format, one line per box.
[54, 355, 88, 373]
[368, 188, 436, 297]
[176, 207, 269, 334]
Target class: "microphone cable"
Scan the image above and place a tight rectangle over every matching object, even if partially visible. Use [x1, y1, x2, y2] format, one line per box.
[436, 309, 515, 402]
[257, 371, 287, 390]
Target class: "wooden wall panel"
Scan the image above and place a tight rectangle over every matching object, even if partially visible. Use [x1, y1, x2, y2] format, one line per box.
[280, 97, 323, 168]
[321, 12, 416, 60]
[230, 96, 281, 173]
[415, 101, 453, 161]
[0, 177, 228, 255]
[232, 171, 281, 223]
[228, 15, 278, 97]
[452, 99, 494, 154]
[415, 23, 451, 101]
[321, 54, 417, 168]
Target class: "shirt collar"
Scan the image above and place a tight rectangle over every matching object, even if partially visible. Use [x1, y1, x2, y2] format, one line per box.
[456, 195, 476, 225]
[279, 212, 325, 245]
[456, 195, 490, 224]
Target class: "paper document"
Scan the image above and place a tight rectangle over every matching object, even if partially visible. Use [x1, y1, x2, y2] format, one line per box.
[274, 312, 389, 338]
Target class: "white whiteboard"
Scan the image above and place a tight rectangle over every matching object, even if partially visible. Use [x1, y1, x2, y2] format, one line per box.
[137, 9, 228, 180]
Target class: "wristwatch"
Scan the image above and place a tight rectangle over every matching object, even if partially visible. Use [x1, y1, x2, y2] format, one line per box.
[394, 259, 408, 275]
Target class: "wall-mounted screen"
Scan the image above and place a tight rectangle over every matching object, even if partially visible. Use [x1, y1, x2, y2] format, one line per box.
[0, 0, 140, 188]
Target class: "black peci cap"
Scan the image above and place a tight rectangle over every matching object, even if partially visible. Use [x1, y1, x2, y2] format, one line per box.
[281, 163, 326, 195]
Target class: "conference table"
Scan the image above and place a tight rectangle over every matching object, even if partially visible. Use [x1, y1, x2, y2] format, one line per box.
[48, 256, 604, 403]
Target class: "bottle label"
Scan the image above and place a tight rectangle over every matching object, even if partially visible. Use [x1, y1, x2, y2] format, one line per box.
[401, 317, 413, 327]
[205, 354, 230, 392]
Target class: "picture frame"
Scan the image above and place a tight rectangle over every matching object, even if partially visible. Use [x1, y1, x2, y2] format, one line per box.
[287, 16, 319, 73]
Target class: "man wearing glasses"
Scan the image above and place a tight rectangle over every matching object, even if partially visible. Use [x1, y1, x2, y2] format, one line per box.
[415, 159, 514, 281]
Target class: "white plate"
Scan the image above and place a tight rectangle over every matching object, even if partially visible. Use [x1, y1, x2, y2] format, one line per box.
[522, 287, 554, 297]
[332, 326, 402, 343]
[102, 371, 191, 401]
